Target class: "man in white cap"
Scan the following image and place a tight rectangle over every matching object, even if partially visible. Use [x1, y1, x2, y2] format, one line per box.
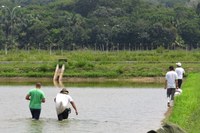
[175, 62, 185, 89]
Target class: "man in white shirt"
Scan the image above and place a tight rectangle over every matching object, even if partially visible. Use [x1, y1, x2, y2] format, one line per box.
[54, 88, 78, 121]
[165, 66, 178, 107]
[175, 62, 185, 89]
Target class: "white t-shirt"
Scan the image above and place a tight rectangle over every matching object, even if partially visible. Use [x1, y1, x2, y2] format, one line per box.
[55, 93, 73, 115]
[165, 71, 178, 88]
[175, 67, 185, 79]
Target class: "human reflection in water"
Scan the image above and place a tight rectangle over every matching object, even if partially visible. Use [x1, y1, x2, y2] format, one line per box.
[53, 80, 64, 89]
[27, 119, 44, 133]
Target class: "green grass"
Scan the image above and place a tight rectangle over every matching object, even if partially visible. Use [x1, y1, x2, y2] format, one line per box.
[166, 73, 200, 133]
[0, 49, 200, 77]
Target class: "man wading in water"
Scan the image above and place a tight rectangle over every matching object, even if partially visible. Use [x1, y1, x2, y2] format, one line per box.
[25, 83, 45, 120]
[54, 88, 78, 121]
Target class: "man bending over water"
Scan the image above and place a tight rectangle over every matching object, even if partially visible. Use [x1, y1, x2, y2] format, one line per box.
[54, 88, 78, 121]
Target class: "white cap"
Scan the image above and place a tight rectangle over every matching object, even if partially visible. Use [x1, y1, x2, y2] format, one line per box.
[176, 62, 181, 67]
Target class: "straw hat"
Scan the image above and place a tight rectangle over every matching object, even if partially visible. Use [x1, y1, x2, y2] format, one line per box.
[60, 88, 69, 94]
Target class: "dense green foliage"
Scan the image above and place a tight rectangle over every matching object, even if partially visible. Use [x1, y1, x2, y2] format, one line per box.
[0, 50, 200, 77]
[167, 73, 200, 133]
[0, 0, 200, 54]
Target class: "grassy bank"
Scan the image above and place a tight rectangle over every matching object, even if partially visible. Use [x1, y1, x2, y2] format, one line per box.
[166, 73, 200, 133]
[0, 50, 200, 78]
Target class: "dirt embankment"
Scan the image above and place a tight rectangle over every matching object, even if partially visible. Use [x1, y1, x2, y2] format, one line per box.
[0, 77, 165, 83]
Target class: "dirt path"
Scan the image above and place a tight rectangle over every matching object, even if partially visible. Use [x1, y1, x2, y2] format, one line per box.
[162, 107, 173, 124]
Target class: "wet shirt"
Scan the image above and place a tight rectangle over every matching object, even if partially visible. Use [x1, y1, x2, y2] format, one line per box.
[28, 88, 45, 109]
[55, 93, 73, 115]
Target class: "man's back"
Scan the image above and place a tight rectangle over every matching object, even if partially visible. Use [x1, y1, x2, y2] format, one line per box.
[55, 93, 73, 114]
[166, 71, 178, 88]
[29, 89, 45, 109]
[175, 67, 185, 79]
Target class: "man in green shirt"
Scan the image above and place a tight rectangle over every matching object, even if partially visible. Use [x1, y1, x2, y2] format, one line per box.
[25, 83, 45, 120]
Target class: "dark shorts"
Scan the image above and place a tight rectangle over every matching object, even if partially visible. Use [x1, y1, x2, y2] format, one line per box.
[30, 108, 41, 120]
[178, 79, 183, 88]
[58, 108, 71, 121]
[167, 88, 176, 100]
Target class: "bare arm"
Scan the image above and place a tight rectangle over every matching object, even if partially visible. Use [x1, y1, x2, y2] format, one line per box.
[175, 79, 178, 89]
[25, 94, 30, 100]
[42, 98, 45, 103]
[70, 101, 78, 115]
[164, 80, 167, 89]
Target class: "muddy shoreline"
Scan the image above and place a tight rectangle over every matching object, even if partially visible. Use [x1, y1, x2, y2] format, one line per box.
[0, 77, 165, 83]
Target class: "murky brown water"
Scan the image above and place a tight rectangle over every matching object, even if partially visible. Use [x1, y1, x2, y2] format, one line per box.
[0, 85, 167, 133]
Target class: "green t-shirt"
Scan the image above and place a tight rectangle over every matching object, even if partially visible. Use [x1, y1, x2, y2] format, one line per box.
[28, 88, 45, 109]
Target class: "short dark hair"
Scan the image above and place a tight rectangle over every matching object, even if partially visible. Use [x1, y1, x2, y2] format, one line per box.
[36, 83, 41, 88]
[169, 66, 174, 71]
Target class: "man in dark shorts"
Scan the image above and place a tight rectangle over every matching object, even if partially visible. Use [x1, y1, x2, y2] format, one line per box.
[54, 88, 78, 121]
[164, 66, 178, 107]
[58, 108, 71, 120]
[175, 62, 185, 89]
[25, 83, 45, 120]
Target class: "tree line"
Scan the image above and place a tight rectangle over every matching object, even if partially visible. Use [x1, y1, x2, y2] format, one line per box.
[0, 0, 200, 54]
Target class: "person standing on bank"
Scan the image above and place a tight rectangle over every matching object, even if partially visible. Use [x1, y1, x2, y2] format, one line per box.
[25, 83, 45, 120]
[164, 66, 178, 107]
[175, 62, 185, 89]
[54, 88, 78, 121]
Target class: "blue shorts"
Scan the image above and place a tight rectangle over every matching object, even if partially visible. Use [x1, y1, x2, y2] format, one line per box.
[30, 108, 41, 120]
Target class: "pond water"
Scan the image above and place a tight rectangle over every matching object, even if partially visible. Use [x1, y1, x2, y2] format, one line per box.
[0, 85, 167, 133]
